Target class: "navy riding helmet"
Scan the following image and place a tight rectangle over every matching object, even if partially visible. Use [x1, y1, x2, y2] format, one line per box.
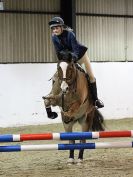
[48, 17, 65, 28]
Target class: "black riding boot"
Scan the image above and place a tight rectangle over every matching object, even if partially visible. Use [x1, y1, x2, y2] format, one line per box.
[89, 81, 104, 108]
[46, 107, 58, 119]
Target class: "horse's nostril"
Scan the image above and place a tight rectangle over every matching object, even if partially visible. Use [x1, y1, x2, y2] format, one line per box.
[62, 88, 67, 93]
[63, 86, 69, 93]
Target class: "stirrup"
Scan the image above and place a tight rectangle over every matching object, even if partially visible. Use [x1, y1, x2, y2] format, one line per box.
[95, 99, 104, 109]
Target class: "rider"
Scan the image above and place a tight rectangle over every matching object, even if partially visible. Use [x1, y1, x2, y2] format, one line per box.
[46, 16, 104, 118]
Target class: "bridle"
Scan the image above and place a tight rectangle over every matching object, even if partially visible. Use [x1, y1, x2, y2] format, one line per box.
[57, 60, 77, 91]
[57, 60, 77, 111]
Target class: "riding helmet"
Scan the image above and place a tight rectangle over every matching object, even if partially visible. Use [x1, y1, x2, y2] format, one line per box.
[48, 17, 64, 28]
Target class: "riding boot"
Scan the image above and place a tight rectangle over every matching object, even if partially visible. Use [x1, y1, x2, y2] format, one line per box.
[46, 107, 58, 119]
[89, 81, 104, 108]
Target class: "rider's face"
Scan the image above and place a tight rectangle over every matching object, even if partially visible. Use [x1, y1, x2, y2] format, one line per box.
[51, 26, 63, 35]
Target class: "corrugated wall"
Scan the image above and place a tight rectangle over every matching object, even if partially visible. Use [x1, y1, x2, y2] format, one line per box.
[127, 0, 133, 15]
[0, 0, 60, 63]
[76, 0, 133, 62]
[0, 13, 58, 63]
[127, 18, 133, 61]
[0, 0, 133, 63]
[76, 0, 126, 15]
[3, 0, 59, 11]
[76, 16, 125, 61]
[126, 0, 133, 61]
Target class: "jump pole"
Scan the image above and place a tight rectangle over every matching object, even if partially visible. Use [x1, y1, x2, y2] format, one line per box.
[0, 130, 133, 142]
[0, 141, 133, 152]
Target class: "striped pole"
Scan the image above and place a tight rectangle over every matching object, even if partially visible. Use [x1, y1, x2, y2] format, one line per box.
[0, 130, 133, 142]
[0, 141, 133, 152]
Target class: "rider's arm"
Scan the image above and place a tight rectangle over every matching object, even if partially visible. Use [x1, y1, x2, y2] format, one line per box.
[69, 32, 87, 62]
[52, 35, 63, 60]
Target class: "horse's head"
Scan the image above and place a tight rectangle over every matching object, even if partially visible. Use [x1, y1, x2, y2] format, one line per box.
[57, 58, 77, 93]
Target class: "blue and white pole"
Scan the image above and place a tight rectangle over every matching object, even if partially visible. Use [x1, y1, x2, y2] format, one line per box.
[0, 142, 133, 152]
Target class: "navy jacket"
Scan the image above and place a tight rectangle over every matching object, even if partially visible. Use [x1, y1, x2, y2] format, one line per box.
[51, 30, 88, 61]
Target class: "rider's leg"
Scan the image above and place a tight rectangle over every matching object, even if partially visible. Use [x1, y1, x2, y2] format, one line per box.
[78, 52, 104, 108]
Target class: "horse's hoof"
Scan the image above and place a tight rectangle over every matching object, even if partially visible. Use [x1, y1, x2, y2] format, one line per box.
[67, 158, 75, 165]
[76, 159, 83, 165]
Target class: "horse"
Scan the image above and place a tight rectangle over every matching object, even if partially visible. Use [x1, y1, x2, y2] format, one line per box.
[42, 56, 105, 164]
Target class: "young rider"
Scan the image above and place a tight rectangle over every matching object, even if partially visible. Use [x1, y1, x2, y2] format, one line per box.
[46, 16, 104, 119]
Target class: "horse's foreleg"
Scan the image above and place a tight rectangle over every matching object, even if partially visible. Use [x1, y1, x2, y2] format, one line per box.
[42, 94, 59, 119]
[77, 139, 86, 165]
[77, 113, 93, 164]
[63, 122, 75, 165]
[67, 139, 75, 165]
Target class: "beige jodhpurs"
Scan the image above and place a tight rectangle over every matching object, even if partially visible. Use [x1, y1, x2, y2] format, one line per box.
[78, 52, 96, 83]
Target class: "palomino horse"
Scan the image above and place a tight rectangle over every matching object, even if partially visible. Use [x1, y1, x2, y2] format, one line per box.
[42, 57, 105, 164]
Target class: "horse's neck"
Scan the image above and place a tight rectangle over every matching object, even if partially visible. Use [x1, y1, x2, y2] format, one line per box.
[75, 68, 90, 103]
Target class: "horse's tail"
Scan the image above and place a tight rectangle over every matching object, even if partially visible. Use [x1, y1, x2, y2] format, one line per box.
[92, 109, 105, 131]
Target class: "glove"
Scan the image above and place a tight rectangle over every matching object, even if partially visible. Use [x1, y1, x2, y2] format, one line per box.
[58, 50, 72, 61]
[57, 50, 78, 62]
[71, 53, 78, 62]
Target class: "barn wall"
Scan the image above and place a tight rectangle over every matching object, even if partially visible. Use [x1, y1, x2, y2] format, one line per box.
[76, 0, 133, 61]
[0, 0, 133, 63]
